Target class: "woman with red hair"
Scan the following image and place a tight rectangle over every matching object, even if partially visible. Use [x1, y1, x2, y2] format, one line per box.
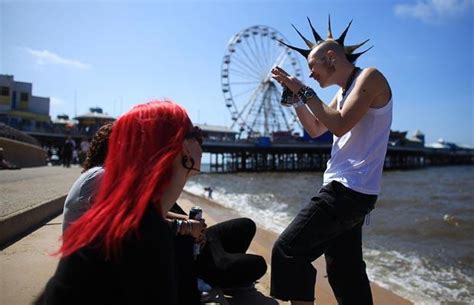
[37, 100, 203, 305]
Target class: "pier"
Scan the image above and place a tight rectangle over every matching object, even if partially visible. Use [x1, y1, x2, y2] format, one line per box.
[203, 141, 474, 173]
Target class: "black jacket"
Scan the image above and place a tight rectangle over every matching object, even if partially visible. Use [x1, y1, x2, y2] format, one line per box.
[39, 206, 178, 305]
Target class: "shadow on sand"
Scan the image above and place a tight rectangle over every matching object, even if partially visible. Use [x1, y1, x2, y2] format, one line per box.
[226, 287, 279, 305]
[203, 287, 278, 305]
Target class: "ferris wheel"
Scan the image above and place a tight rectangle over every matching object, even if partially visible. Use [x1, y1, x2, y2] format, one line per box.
[221, 25, 303, 138]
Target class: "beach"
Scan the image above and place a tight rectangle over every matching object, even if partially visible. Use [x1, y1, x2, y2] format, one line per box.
[0, 166, 413, 305]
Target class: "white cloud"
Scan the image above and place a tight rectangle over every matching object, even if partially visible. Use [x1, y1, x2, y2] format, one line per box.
[394, 0, 473, 23]
[25, 48, 91, 70]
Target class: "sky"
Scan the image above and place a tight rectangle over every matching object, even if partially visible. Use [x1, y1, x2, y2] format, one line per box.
[1, 0, 473, 146]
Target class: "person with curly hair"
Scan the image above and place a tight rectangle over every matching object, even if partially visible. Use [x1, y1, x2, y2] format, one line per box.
[61, 122, 113, 232]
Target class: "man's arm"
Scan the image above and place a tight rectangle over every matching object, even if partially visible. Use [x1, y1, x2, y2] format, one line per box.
[297, 94, 337, 138]
[304, 68, 390, 137]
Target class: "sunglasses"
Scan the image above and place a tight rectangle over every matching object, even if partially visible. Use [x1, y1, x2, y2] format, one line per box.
[185, 126, 203, 146]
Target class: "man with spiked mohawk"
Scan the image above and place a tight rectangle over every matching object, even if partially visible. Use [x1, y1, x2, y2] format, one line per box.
[270, 17, 392, 305]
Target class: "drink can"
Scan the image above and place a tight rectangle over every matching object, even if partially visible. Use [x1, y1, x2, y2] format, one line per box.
[189, 206, 203, 257]
[189, 206, 202, 221]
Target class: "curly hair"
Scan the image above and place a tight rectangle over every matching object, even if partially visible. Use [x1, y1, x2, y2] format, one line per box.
[81, 122, 114, 172]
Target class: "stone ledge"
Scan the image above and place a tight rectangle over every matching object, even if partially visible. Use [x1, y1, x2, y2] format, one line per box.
[0, 195, 66, 248]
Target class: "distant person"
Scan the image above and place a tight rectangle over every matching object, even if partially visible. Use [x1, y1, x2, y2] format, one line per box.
[35, 100, 203, 305]
[204, 186, 214, 199]
[0, 148, 20, 170]
[271, 17, 392, 304]
[72, 148, 79, 165]
[61, 136, 75, 168]
[78, 137, 90, 165]
[44, 145, 52, 158]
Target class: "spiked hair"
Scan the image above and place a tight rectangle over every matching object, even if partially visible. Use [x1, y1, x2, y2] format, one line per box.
[280, 16, 372, 63]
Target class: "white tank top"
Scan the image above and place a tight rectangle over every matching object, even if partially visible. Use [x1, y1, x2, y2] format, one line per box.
[323, 69, 392, 195]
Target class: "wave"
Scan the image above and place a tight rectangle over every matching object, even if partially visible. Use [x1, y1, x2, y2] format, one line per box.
[365, 248, 473, 305]
[184, 181, 291, 234]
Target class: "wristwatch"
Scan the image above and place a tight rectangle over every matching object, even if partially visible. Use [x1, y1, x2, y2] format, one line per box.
[297, 86, 316, 104]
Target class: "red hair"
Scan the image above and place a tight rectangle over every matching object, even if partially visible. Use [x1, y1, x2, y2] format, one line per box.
[60, 100, 191, 259]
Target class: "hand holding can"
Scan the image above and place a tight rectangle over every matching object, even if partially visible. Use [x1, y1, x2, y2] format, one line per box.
[189, 206, 203, 258]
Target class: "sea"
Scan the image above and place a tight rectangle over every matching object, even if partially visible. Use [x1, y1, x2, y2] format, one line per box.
[185, 165, 474, 305]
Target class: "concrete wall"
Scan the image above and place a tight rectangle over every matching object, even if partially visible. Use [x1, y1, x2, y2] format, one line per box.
[0, 195, 66, 248]
[0, 137, 47, 168]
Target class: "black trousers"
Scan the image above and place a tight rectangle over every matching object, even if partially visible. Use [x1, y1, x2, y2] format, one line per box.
[175, 235, 201, 305]
[197, 218, 267, 288]
[270, 181, 377, 304]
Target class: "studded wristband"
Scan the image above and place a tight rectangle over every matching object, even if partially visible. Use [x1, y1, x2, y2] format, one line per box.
[297, 86, 317, 104]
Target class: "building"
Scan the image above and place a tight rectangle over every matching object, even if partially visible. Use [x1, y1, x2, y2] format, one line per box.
[0, 75, 51, 132]
[425, 138, 468, 151]
[196, 123, 238, 142]
[389, 130, 424, 148]
[51, 114, 78, 135]
[412, 129, 425, 144]
[74, 107, 115, 137]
